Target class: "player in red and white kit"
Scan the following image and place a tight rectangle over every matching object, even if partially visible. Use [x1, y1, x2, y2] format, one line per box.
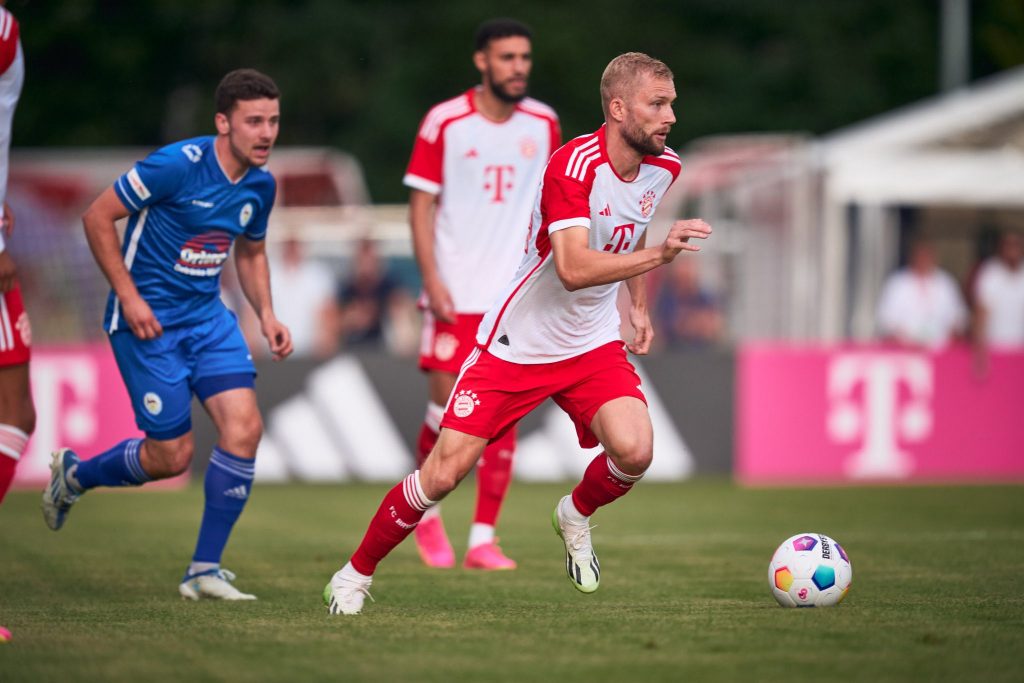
[0, 2, 35, 507]
[324, 52, 712, 614]
[403, 18, 560, 570]
[0, 2, 35, 645]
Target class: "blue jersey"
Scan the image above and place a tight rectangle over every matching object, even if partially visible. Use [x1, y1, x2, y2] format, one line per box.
[105, 135, 276, 332]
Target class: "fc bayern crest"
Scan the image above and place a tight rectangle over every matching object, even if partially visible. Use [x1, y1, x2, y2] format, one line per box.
[520, 136, 537, 159]
[433, 332, 459, 362]
[639, 190, 656, 218]
[239, 202, 254, 227]
[452, 389, 480, 418]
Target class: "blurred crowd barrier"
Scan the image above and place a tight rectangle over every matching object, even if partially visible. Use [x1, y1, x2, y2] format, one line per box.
[12, 341, 1023, 488]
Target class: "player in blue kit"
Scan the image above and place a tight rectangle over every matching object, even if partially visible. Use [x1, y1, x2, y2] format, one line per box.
[41, 69, 293, 601]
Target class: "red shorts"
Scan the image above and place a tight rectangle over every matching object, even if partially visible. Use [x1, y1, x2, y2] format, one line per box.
[441, 341, 646, 448]
[419, 312, 485, 374]
[0, 285, 30, 367]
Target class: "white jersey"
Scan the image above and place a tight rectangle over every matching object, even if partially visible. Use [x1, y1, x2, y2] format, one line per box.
[0, 7, 23, 215]
[477, 125, 681, 363]
[403, 88, 560, 313]
[975, 258, 1024, 348]
[876, 268, 967, 349]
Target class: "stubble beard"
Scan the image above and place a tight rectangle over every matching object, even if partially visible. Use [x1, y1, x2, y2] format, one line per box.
[621, 117, 666, 157]
[487, 70, 528, 104]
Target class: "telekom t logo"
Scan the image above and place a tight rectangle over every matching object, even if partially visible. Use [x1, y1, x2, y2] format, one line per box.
[603, 223, 635, 253]
[827, 353, 933, 479]
[484, 165, 514, 203]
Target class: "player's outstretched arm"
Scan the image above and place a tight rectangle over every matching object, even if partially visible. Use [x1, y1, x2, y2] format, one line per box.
[82, 187, 163, 339]
[550, 219, 711, 292]
[409, 189, 455, 323]
[234, 236, 292, 361]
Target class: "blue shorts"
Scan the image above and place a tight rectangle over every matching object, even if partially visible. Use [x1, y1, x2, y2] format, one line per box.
[109, 306, 256, 440]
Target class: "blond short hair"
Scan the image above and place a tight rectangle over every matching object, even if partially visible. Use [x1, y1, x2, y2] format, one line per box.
[600, 52, 674, 118]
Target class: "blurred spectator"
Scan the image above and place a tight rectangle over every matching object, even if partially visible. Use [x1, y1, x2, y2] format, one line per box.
[269, 237, 335, 357]
[972, 231, 1024, 368]
[653, 257, 724, 349]
[876, 238, 967, 349]
[323, 238, 415, 352]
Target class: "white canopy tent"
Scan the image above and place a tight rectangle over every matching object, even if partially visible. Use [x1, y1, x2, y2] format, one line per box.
[817, 65, 1024, 340]
[673, 65, 1024, 342]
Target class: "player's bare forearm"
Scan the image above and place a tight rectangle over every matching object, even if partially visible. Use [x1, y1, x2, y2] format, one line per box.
[234, 237, 275, 321]
[82, 188, 144, 304]
[409, 188, 455, 321]
[235, 236, 292, 359]
[625, 234, 649, 309]
[551, 227, 667, 291]
[409, 189, 441, 286]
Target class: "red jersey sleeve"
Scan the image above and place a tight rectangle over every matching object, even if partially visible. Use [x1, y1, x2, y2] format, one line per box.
[403, 115, 444, 195]
[0, 9, 20, 76]
[540, 146, 592, 234]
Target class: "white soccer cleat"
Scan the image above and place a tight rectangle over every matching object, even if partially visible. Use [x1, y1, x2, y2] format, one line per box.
[552, 495, 600, 594]
[41, 448, 82, 531]
[178, 568, 257, 601]
[323, 569, 374, 615]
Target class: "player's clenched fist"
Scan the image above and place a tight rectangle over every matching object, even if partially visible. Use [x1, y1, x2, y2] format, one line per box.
[661, 219, 712, 262]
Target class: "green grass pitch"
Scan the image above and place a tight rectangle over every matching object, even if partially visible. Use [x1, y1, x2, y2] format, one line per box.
[1, 480, 1022, 682]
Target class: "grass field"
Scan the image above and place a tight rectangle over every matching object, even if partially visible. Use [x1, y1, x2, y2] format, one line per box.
[1, 480, 1022, 682]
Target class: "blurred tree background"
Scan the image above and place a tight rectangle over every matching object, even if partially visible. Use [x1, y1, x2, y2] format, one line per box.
[9, 0, 1024, 202]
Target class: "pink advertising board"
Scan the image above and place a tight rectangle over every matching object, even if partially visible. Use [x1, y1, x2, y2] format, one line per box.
[738, 344, 1024, 484]
[12, 344, 188, 489]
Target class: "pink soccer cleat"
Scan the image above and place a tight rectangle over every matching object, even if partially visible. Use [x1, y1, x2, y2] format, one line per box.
[463, 541, 517, 570]
[414, 515, 455, 568]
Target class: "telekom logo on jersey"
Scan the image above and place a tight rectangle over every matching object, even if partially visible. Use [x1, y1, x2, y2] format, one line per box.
[826, 353, 933, 478]
[603, 224, 635, 254]
[483, 165, 514, 203]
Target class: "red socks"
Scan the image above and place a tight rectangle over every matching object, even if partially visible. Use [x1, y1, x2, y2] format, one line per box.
[571, 452, 645, 517]
[0, 425, 29, 506]
[473, 429, 515, 527]
[350, 471, 435, 575]
[0, 454, 16, 505]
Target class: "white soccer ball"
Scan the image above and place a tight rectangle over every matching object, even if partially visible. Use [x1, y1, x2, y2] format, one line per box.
[768, 533, 852, 607]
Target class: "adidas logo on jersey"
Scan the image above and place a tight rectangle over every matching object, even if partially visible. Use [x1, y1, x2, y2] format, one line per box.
[223, 485, 249, 500]
[599, 204, 612, 217]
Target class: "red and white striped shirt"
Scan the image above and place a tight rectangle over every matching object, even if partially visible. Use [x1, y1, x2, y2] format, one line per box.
[404, 88, 560, 313]
[0, 6, 21, 215]
[477, 125, 681, 363]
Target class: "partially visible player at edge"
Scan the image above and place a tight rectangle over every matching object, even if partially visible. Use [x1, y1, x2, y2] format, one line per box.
[325, 52, 712, 614]
[404, 18, 560, 570]
[42, 69, 292, 601]
[0, 3, 35, 643]
[0, 2, 34, 506]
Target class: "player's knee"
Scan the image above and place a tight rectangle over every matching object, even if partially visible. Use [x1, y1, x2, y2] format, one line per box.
[0, 393, 35, 434]
[221, 413, 263, 455]
[428, 464, 462, 496]
[144, 437, 194, 478]
[608, 434, 653, 476]
[11, 397, 35, 435]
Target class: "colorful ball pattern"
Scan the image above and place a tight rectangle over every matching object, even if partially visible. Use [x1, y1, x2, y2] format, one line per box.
[768, 533, 852, 607]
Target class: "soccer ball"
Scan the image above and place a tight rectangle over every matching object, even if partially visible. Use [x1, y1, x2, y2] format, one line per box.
[769, 533, 852, 607]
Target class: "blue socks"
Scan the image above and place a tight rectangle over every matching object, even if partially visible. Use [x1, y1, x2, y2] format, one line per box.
[73, 439, 149, 490]
[191, 447, 255, 564]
